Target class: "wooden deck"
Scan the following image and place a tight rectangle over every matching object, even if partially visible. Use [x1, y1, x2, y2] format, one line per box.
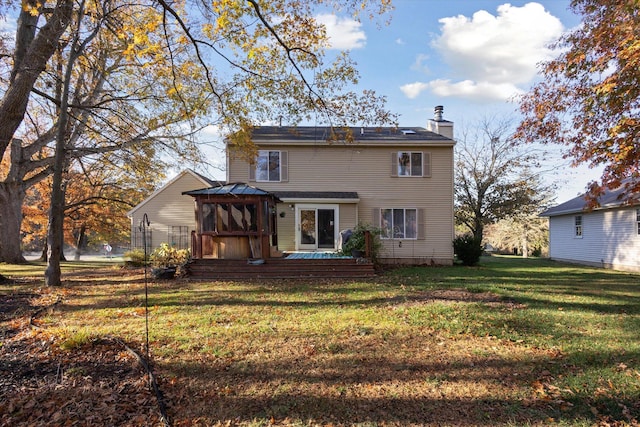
[186, 257, 376, 280]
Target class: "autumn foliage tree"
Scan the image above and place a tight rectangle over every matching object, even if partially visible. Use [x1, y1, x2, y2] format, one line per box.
[21, 158, 163, 259]
[0, 1, 396, 284]
[517, 0, 639, 203]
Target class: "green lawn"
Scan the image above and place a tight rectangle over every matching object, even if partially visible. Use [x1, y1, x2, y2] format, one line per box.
[2, 256, 639, 426]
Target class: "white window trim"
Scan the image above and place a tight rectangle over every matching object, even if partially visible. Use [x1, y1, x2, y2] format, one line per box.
[294, 204, 340, 251]
[255, 150, 282, 182]
[397, 151, 423, 177]
[380, 207, 419, 240]
[574, 215, 583, 238]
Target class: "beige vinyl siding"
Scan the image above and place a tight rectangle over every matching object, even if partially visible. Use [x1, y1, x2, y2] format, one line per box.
[128, 172, 205, 250]
[274, 203, 296, 251]
[229, 143, 454, 263]
[339, 204, 358, 232]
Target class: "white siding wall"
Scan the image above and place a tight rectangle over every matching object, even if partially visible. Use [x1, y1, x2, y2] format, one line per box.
[229, 143, 454, 264]
[549, 207, 640, 272]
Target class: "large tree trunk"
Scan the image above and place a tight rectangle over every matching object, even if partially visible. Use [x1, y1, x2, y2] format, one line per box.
[0, 1, 74, 157]
[0, 182, 26, 263]
[45, 0, 97, 286]
[0, 2, 73, 268]
[39, 242, 48, 262]
[45, 178, 66, 286]
[472, 219, 484, 243]
[74, 224, 87, 260]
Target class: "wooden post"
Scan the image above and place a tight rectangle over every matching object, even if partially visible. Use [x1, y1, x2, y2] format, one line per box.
[364, 230, 372, 258]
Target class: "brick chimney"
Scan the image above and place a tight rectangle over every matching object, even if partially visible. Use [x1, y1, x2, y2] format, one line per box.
[426, 105, 453, 140]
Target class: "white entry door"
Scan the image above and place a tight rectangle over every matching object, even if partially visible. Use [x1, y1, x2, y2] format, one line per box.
[296, 205, 337, 250]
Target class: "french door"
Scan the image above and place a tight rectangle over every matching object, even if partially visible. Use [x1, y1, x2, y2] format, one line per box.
[297, 206, 337, 250]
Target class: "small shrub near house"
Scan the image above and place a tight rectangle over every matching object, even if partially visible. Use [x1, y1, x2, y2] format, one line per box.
[150, 243, 190, 278]
[123, 249, 147, 267]
[453, 234, 483, 266]
[150, 243, 190, 267]
[338, 223, 383, 263]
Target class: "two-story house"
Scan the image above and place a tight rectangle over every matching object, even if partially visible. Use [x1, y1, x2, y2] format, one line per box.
[129, 107, 456, 267]
[222, 107, 456, 265]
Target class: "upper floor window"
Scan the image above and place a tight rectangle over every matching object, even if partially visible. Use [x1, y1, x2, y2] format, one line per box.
[256, 150, 281, 181]
[397, 151, 423, 176]
[250, 150, 288, 182]
[575, 215, 583, 237]
[391, 152, 431, 177]
[636, 209, 640, 235]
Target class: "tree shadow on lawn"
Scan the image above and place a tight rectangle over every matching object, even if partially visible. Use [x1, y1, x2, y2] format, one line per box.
[157, 334, 640, 426]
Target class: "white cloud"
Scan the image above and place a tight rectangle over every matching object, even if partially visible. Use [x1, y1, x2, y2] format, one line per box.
[427, 79, 523, 102]
[395, 38, 405, 45]
[403, 2, 564, 102]
[316, 14, 366, 50]
[400, 82, 431, 99]
[401, 79, 522, 102]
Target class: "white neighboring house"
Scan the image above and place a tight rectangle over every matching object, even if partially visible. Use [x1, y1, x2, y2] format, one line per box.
[541, 183, 640, 273]
[127, 169, 222, 251]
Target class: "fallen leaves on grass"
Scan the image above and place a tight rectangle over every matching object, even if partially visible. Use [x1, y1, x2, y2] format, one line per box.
[0, 288, 163, 427]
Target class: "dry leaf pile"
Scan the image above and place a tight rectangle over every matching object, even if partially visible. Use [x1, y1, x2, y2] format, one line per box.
[0, 289, 164, 426]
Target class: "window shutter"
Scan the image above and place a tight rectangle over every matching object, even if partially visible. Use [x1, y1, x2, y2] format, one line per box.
[372, 208, 380, 228]
[249, 163, 256, 182]
[423, 152, 431, 178]
[280, 151, 288, 182]
[391, 152, 398, 177]
[417, 208, 426, 240]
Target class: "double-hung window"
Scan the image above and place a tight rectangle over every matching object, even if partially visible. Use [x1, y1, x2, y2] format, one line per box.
[251, 150, 288, 182]
[636, 209, 640, 236]
[574, 215, 583, 238]
[256, 150, 281, 182]
[380, 208, 418, 239]
[391, 151, 430, 177]
[397, 151, 423, 177]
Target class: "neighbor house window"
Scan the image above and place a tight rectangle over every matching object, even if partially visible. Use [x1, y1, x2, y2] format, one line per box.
[636, 209, 640, 235]
[574, 215, 583, 237]
[256, 150, 281, 182]
[380, 208, 418, 239]
[397, 151, 423, 176]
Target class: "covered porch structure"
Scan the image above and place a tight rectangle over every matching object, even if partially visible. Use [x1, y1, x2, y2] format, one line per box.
[184, 183, 281, 260]
[182, 183, 375, 279]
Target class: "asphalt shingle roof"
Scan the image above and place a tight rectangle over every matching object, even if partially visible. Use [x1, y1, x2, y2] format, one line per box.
[247, 126, 452, 143]
[272, 191, 359, 200]
[541, 180, 639, 216]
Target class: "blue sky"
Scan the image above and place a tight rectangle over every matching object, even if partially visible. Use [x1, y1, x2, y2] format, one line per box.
[202, 1, 594, 202]
[1, 1, 594, 202]
[345, 1, 603, 203]
[345, 0, 577, 127]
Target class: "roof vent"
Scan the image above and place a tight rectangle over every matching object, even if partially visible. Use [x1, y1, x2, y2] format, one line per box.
[401, 129, 416, 135]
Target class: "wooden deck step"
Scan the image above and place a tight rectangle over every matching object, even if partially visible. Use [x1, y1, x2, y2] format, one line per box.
[186, 257, 375, 279]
